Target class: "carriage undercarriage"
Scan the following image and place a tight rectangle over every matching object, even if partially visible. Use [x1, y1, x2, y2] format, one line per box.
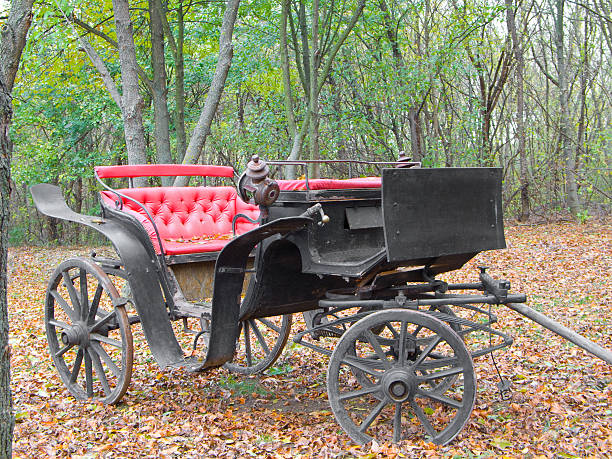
[31, 158, 611, 446]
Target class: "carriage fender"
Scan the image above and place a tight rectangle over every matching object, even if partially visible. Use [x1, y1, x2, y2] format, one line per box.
[192, 215, 313, 371]
[30, 183, 185, 368]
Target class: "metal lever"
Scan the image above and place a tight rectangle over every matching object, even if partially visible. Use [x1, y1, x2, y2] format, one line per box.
[300, 203, 330, 226]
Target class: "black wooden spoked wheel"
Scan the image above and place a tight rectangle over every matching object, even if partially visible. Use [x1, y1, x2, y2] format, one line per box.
[327, 309, 475, 445]
[45, 258, 133, 404]
[224, 314, 292, 374]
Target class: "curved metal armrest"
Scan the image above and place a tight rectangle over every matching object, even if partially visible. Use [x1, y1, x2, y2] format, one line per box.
[232, 213, 260, 236]
[95, 175, 167, 259]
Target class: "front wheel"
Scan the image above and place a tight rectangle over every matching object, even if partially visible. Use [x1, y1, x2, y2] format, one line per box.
[327, 309, 475, 445]
[45, 257, 133, 404]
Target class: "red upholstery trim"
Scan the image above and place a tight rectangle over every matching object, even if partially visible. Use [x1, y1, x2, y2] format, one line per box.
[95, 164, 235, 179]
[100, 187, 259, 255]
[277, 177, 381, 191]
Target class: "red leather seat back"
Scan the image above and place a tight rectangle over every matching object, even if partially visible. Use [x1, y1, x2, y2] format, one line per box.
[100, 187, 260, 254]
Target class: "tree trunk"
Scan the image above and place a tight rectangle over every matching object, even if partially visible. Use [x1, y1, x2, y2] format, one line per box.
[506, 0, 529, 221]
[0, 1, 34, 455]
[174, 1, 187, 163]
[280, 0, 296, 141]
[554, 0, 579, 215]
[112, 0, 147, 187]
[574, 12, 589, 209]
[155, 0, 186, 162]
[149, 0, 173, 185]
[175, 0, 241, 186]
[308, 0, 320, 179]
[285, 0, 365, 179]
[408, 107, 423, 162]
[0, 82, 13, 459]
[379, 0, 422, 160]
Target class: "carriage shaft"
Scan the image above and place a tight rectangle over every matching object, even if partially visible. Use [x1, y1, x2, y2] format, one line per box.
[505, 302, 612, 365]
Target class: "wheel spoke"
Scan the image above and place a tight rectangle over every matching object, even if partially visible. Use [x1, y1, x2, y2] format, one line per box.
[224, 314, 291, 374]
[398, 320, 408, 364]
[79, 269, 89, 321]
[359, 399, 387, 433]
[90, 310, 116, 333]
[249, 319, 270, 355]
[409, 398, 437, 437]
[87, 284, 103, 324]
[84, 352, 94, 397]
[338, 384, 381, 401]
[48, 319, 70, 330]
[55, 343, 73, 358]
[413, 336, 442, 367]
[70, 348, 83, 383]
[410, 324, 423, 338]
[50, 289, 78, 323]
[341, 354, 385, 379]
[90, 333, 122, 348]
[89, 348, 111, 396]
[416, 366, 464, 383]
[257, 317, 281, 334]
[91, 341, 121, 378]
[415, 356, 460, 370]
[417, 388, 463, 409]
[62, 271, 81, 318]
[393, 403, 402, 443]
[385, 322, 399, 338]
[244, 321, 252, 366]
[363, 330, 392, 369]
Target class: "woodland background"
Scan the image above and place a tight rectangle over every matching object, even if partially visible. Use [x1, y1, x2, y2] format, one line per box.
[1, 0, 611, 456]
[2, 0, 611, 247]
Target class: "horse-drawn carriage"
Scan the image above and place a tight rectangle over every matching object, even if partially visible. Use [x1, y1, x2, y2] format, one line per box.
[30, 157, 611, 445]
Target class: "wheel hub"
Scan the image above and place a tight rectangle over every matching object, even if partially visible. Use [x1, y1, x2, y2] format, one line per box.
[381, 368, 415, 403]
[61, 323, 89, 346]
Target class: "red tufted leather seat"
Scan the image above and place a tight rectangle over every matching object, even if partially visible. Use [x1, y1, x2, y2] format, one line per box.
[277, 177, 381, 191]
[99, 176, 380, 255]
[100, 187, 260, 255]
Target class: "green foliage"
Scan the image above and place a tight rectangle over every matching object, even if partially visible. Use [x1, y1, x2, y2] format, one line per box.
[5, 0, 611, 246]
[217, 374, 267, 396]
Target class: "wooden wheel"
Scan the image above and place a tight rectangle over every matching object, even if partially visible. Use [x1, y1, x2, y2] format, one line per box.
[224, 314, 292, 374]
[45, 257, 133, 404]
[327, 309, 475, 445]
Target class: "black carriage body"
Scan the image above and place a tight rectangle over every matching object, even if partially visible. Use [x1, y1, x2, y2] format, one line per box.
[240, 167, 506, 320]
[32, 161, 612, 445]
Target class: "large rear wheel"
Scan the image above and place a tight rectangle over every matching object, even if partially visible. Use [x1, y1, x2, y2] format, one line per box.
[45, 258, 133, 404]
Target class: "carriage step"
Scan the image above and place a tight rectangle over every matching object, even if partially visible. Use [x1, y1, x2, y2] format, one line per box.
[173, 298, 212, 319]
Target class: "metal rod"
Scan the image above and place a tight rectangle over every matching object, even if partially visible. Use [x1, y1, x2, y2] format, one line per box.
[505, 303, 612, 365]
[319, 299, 387, 309]
[447, 282, 483, 290]
[320, 293, 527, 309]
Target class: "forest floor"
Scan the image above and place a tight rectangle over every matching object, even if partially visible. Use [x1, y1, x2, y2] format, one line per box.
[7, 219, 612, 458]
